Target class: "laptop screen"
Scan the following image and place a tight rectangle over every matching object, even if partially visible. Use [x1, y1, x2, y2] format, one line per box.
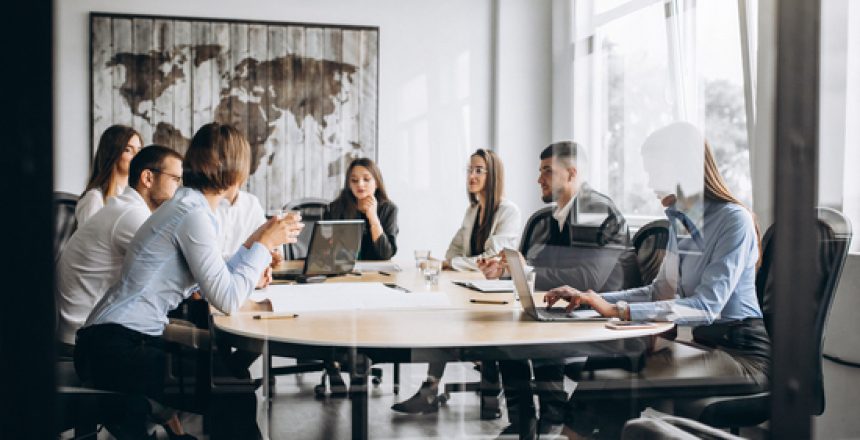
[303, 220, 364, 276]
[502, 248, 539, 316]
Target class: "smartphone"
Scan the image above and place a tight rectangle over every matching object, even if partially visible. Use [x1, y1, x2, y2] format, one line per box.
[605, 320, 658, 330]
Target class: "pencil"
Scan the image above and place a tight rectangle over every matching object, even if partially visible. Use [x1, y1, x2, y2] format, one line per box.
[470, 299, 509, 305]
[253, 313, 299, 320]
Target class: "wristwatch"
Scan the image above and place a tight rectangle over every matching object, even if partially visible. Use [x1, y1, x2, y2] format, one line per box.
[615, 301, 629, 321]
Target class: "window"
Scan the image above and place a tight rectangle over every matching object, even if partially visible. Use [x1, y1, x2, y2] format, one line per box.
[563, 0, 755, 223]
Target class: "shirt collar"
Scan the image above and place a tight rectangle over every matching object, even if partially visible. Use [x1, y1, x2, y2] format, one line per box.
[553, 194, 576, 226]
[112, 185, 148, 209]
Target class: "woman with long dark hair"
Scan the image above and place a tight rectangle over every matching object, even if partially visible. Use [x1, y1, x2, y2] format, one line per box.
[391, 148, 521, 414]
[444, 148, 522, 271]
[326, 157, 399, 260]
[76, 125, 142, 226]
[539, 122, 768, 439]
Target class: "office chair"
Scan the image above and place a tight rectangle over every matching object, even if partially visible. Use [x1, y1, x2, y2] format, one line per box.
[53, 191, 78, 262]
[674, 207, 852, 434]
[282, 197, 329, 260]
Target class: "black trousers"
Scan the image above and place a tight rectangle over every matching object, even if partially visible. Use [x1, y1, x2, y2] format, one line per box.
[498, 360, 568, 426]
[75, 323, 261, 440]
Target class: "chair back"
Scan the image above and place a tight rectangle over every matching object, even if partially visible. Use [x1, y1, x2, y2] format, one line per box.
[283, 197, 330, 260]
[53, 192, 79, 262]
[754, 207, 852, 415]
[632, 219, 671, 286]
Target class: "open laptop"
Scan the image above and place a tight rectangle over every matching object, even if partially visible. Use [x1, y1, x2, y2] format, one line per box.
[502, 248, 609, 322]
[273, 220, 363, 280]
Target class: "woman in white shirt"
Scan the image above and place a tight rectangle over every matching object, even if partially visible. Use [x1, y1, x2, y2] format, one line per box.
[75, 123, 302, 440]
[391, 149, 521, 414]
[76, 125, 142, 226]
[444, 148, 522, 271]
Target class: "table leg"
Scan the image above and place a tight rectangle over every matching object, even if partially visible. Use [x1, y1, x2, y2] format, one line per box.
[480, 360, 502, 420]
[348, 350, 370, 440]
[261, 341, 271, 440]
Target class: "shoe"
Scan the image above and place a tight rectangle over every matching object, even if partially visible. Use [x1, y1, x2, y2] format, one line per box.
[162, 424, 198, 440]
[390, 380, 440, 414]
[495, 417, 537, 440]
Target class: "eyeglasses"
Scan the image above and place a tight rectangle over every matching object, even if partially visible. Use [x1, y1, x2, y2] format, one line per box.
[149, 168, 183, 185]
[466, 166, 488, 176]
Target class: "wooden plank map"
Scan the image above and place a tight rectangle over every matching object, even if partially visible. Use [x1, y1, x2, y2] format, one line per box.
[91, 13, 379, 210]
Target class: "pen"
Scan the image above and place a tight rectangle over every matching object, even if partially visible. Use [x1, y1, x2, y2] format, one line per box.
[378, 271, 392, 276]
[470, 299, 509, 305]
[253, 313, 299, 320]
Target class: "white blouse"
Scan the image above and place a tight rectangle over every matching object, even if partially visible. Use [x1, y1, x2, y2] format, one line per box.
[445, 198, 522, 271]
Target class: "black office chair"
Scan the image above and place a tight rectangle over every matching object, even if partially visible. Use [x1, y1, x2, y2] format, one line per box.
[674, 207, 852, 434]
[282, 197, 329, 260]
[53, 191, 79, 262]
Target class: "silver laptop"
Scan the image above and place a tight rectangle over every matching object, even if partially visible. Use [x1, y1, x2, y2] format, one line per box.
[502, 248, 609, 322]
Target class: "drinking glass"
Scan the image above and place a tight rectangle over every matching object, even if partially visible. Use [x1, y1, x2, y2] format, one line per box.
[421, 259, 442, 288]
[414, 249, 431, 268]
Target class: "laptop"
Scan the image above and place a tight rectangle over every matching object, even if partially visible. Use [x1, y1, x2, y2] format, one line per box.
[502, 248, 609, 322]
[273, 220, 364, 280]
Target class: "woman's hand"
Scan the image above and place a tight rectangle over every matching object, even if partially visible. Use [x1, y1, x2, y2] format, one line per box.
[477, 257, 506, 279]
[256, 266, 273, 289]
[246, 212, 304, 251]
[544, 286, 618, 317]
[357, 194, 379, 220]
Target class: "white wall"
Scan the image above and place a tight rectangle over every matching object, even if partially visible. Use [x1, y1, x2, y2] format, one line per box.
[54, 0, 499, 259]
[494, 0, 553, 219]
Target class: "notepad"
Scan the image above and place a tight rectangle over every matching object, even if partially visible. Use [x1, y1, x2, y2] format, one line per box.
[249, 282, 450, 313]
[353, 261, 402, 272]
[452, 279, 514, 293]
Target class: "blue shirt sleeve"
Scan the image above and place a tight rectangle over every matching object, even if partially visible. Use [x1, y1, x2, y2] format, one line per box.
[177, 210, 271, 314]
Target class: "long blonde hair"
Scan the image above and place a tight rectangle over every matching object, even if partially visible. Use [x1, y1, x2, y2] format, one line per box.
[704, 141, 762, 266]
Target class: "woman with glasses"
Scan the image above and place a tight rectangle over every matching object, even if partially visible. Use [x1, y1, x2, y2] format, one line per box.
[444, 148, 522, 271]
[76, 125, 143, 226]
[391, 148, 521, 414]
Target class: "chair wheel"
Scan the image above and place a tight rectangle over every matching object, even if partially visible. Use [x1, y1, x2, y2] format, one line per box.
[438, 393, 450, 405]
[372, 376, 381, 386]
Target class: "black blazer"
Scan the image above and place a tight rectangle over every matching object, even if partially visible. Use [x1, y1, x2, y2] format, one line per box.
[325, 200, 399, 261]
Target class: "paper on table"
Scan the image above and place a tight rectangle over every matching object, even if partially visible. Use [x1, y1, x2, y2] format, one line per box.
[353, 261, 402, 272]
[453, 279, 514, 293]
[249, 282, 450, 313]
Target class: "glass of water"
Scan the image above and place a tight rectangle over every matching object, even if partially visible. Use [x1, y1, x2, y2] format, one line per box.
[414, 249, 431, 268]
[421, 259, 442, 288]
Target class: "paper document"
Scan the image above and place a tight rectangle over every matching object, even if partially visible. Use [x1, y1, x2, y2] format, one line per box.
[354, 261, 402, 272]
[453, 279, 514, 293]
[250, 282, 450, 313]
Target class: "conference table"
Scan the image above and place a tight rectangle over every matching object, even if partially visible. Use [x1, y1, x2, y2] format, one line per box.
[213, 260, 673, 440]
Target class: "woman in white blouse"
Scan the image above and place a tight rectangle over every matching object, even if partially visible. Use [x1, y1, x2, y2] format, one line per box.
[392, 148, 521, 414]
[76, 125, 142, 226]
[444, 148, 522, 271]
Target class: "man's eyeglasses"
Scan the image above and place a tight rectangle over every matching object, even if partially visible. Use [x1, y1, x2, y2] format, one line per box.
[149, 168, 182, 185]
[466, 166, 488, 176]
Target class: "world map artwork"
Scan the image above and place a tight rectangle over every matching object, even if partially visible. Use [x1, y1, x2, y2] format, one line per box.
[91, 15, 379, 210]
